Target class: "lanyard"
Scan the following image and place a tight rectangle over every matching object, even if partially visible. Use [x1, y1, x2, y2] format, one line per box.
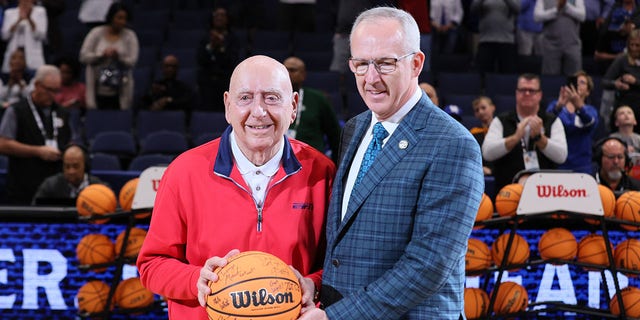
[27, 94, 57, 141]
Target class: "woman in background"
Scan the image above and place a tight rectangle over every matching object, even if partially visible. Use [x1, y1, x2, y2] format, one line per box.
[79, 2, 138, 110]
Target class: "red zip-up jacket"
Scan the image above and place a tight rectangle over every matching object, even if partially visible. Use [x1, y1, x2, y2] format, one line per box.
[137, 127, 335, 319]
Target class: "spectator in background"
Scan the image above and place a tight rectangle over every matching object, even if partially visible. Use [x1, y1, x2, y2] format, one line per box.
[0, 65, 71, 205]
[398, 0, 432, 71]
[430, 0, 464, 54]
[593, 136, 640, 195]
[483, 73, 567, 194]
[582, 0, 615, 56]
[140, 54, 193, 114]
[196, 22, 239, 112]
[54, 56, 85, 110]
[0, 48, 32, 108]
[517, 0, 543, 56]
[419, 82, 439, 106]
[79, 2, 138, 110]
[602, 29, 640, 131]
[1, 0, 47, 73]
[32, 144, 105, 205]
[78, 0, 113, 29]
[41, 0, 65, 61]
[610, 105, 640, 152]
[278, 0, 315, 33]
[546, 70, 599, 174]
[471, 0, 519, 74]
[534, 0, 586, 76]
[594, 0, 636, 74]
[329, 0, 388, 74]
[283, 56, 341, 163]
[470, 95, 496, 175]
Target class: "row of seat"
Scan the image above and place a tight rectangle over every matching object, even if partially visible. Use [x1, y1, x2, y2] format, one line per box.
[434, 72, 605, 116]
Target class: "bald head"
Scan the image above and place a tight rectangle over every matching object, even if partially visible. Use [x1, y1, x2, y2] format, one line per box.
[224, 55, 298, 165]
[229, 55, 293, 94]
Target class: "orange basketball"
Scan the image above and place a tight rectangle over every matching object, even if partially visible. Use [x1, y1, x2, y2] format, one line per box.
[474, 193, 493, 229]
[76, 184, 117, 224]
[491, 232, 530, 269]
[615, 191, 640, 231]
[577, 234, 614, 269]
[76, 233, 115, 271]
[76, 280, 113, 314]
[464, 287, 489, 320]
[466, 238, 492, 272]
[615, 239, 640, 277]
[491, 281, 528, 315]
[115, 227, 147, 262]
[586, 185, 616, 225]
[495, 184, 523, 217]
[114, 277, 154, 310]
[610, 286, 640, 317]
[118, 178, 150, 219]
[206, 251, 301, 319]
[538, 228, 577, 261]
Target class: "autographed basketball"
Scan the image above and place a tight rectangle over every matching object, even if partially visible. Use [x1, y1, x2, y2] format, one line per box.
[206, 251, 302, 319]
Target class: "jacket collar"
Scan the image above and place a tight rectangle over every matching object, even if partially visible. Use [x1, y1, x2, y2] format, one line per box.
[213, 126, 301, 177]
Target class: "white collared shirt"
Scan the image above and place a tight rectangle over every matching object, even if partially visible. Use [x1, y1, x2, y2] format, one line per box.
[341, 87, 422, 220]
[230, 132, 284, 207]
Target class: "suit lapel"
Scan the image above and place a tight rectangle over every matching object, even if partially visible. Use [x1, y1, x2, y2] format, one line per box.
[337, 95, 430, 236]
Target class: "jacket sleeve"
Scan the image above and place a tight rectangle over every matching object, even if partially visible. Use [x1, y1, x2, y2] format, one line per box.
[137, 166, 202, 301]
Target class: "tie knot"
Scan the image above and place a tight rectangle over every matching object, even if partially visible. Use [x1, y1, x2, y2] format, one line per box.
[372, 122, 389, 142]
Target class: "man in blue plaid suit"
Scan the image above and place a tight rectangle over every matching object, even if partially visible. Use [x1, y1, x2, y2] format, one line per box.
[298, 7, 485, 320]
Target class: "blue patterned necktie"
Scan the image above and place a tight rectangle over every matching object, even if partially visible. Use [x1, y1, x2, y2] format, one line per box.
[355, 122, 389, 186]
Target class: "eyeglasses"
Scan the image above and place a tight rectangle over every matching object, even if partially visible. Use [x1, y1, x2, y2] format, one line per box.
[603, 153, 625, 160]
[516, 88, 541, 95]
[38, 83, 60, 95]
[349, 52, 416, 76]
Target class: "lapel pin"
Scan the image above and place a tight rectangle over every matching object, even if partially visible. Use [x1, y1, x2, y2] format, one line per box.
[399, 140, 408, 149]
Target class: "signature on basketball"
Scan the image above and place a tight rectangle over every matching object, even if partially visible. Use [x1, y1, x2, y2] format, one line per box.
[219, 265, 256, 284]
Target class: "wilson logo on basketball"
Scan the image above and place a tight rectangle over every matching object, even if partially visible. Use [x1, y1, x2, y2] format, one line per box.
[536, 185, 587, 198]
[230, 288, 295, 308]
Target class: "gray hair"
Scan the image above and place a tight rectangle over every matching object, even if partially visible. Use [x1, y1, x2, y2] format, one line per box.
[350, 7, 421, 54]
[33, 64, 61, 83]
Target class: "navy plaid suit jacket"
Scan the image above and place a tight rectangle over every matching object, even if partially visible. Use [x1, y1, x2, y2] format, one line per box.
[322, 93, 485, 319]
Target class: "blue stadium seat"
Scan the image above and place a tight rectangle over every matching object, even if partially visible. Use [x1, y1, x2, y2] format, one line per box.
[83, 110, 134, 143]
[484, 73, 519, 98]
[292, 32, 333, 53]
[160, 47, 198, 68]
[128, 154, 174, 171]
[492, 94, 516, 115]
[165, 29, 207, 49]
[131, 10, 170, 31]
[91, 153, 122, 171]
[171, 10, 211, 30]
[189, 111, 228, 144]
[139, 131, 189, 156]
[89, 131, 137, 158]
[442, 94, 476, 115]
[136, 30, 165, 47]
[251, 30, 292, 53]
[437, 72, 482, 96]
[136, 110, 187, 140]
[305, 71, 341, 95]
[295, 51, 332, 71]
